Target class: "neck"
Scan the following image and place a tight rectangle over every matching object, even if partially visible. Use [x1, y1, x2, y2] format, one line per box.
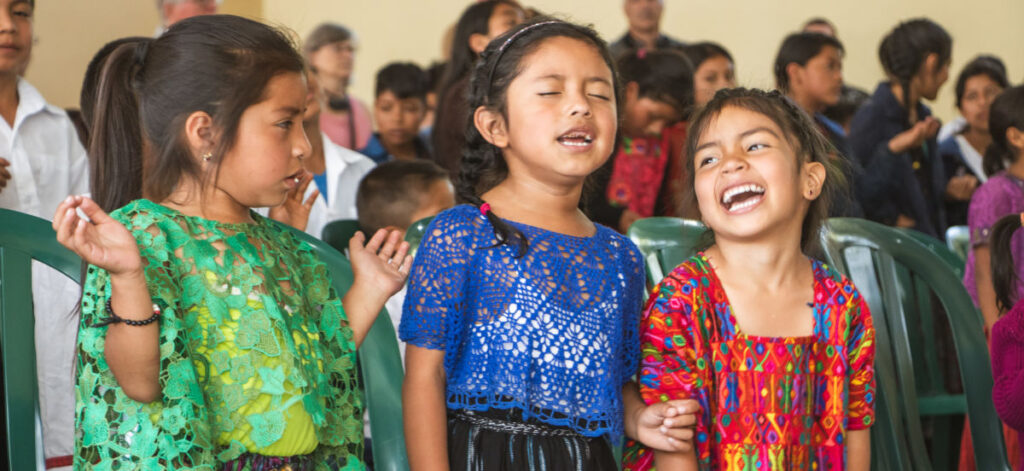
[161, 176, 254, 225]
[1009, 154, 1024, 181]
[961, 125, 991, 154]
[319, 76, 348, 99]
[628, 27, 660, 49]
[0, 73, 19, 127]
[482, 173, 591, 237]
[789, 90, 824, 115]
[706, 235, 808, 290]
[304, 120, 326, 174]
[888, 81, 921, 123]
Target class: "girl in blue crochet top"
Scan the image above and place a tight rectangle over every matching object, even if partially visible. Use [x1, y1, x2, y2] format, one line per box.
[400, 18, 698, 470]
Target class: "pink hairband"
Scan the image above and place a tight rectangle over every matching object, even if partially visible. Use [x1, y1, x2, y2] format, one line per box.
[481, 203, 491, 215]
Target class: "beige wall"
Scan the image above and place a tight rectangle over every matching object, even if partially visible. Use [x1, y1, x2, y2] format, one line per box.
[29, 0, 1024, 123]
[27, 0, 262, 110]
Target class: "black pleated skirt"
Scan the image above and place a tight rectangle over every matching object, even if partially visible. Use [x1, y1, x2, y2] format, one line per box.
[447, 409, 617, 471]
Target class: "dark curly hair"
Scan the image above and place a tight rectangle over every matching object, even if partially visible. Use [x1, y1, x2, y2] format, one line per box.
[684, 88, 846, 254]
[456, 17, 623, 257]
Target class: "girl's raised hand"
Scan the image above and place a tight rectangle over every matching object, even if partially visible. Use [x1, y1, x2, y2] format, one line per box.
[269, 170, 319, 232]
[52, 195, 142, 277]
[348, 229, 412, 299]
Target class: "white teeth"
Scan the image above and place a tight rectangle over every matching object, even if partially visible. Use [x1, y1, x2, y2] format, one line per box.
[721, 184, 766, 204]
[727, 195, 763, 212]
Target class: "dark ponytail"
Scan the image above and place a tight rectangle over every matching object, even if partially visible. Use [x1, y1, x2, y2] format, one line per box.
[457, 17, 623, 257]
[877, 18, 951, 126]
[86, 15, 304, 212]
[983, 85, 1024, 177]
[82, 38, 149, 212]
[990, 214, 1023, 313]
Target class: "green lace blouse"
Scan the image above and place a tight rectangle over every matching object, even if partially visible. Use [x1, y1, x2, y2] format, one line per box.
[74, 199, 364, 469]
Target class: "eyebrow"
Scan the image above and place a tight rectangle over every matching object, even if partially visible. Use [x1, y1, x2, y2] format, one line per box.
[534, 74, 612, 86]
[275, 106, 303, 117]
[694, 126, 781, 152]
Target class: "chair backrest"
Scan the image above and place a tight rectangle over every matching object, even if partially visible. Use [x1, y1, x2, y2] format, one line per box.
[321, 219, 362, 253]
[0, 209, 82, 471]
[405, 216, 433, 257]
[627, 217, 707, 285]
[945, 225, 970, 262]
[299, 225, 409, 470]
[822, 218, 1010, 471]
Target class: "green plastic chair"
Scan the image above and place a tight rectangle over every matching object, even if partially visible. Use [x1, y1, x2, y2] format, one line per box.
[627, 217, 707, 285]
[822, 218, 1010, 471]
[405, 216, 434, 256]
[321, 219, 362, 254]
[945, 225, 970, 262]
[0, 208, 82, 470]
[288, 225, 409, 471]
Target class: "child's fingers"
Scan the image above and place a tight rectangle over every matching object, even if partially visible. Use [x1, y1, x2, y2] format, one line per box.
[397, 254, 413, 276]
[660, 426, 695, 442]
[662, 413, 697, 428]
[391, 241, 411, 268]
[662, 399, 701, 416]
[296, 172, 313, 198]
[303, 188, 320, 209]
[78, 196, 115, 225]
[55, 207, 78, 246]
[376, 230, 402, 262]
[348, 230, 366, 254]
[363, 228, 388, 254]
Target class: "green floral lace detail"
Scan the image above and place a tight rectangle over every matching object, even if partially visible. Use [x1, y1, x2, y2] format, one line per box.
[74, 199, 363, 469]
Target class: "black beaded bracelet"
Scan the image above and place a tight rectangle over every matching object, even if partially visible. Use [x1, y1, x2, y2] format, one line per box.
[90, 299, 162, 327]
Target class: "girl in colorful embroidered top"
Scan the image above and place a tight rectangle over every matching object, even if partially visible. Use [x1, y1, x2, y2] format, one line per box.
[400, 18, 698, 471]
[51, 16, 410, 470]
[622, 88, 876, 470]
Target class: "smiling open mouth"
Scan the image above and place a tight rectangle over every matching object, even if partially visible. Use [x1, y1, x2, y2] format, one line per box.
[721, 184, 765, 212]
[557, 131, 594, 147]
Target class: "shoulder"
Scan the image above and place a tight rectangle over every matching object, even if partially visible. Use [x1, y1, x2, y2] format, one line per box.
[656, 255, 712, 294]
[423, 205, 489, 243]
[937, 134, 960, 154]
[812, 258, 867, 309]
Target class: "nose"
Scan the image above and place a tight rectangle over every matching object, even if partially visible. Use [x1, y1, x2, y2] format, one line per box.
[567, 91, 593, 118]
[0, 10, 15, 33]
[295, 128, 312, 161]
[719, 150, 748, 174]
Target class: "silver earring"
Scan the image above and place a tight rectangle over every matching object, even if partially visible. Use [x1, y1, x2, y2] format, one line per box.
[202, 152, 213, 162]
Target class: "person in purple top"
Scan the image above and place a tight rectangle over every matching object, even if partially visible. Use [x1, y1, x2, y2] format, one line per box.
[965, 85, 1024, 330]
[987, 212, 1024, 462]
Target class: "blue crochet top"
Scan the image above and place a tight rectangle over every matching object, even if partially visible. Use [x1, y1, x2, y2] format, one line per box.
[400, 205, 645, 438]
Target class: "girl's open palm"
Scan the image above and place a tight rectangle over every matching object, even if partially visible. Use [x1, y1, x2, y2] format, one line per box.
[348, 229, 412, 299]
[53, 195, 142, 276]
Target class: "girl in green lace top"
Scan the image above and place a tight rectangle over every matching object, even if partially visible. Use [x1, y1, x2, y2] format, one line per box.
[52, 16, 410, 470]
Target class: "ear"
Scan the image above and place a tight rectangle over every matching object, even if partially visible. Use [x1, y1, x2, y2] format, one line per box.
[786, 62, 803, 88]
[1007, 126, 1024, 152]
[469, 32, 490, 55]
[473, 105, 509, 148]
[922, 53, 940, 77]
[184, 111, 216, 161]
[801, 160, 827, 201]
[624, 81, 640, 105]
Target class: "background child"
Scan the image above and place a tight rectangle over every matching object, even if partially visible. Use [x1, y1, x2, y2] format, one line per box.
[0, 1, 88, 468]
[774, 31, 865, 217]
[401, 19, 692, 470]
[360, 62, 432, 163]
[937, 56, 1008, 227]
[432, 0, 524, 173]
[849, 18, 952, 238]
[989, 214, 1024, 459]
[678, 42, 736, 109]
[356, 159, 455, 360]
[54, 16, 409, 468]
[305, 22, 373, 150]
[623, 88, 874, 470]
[586, 48, 693, 231]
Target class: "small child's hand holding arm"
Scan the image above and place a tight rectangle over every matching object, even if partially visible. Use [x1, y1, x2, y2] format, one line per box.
[53, 195, 160, 402]
[343, 228, 411, 347]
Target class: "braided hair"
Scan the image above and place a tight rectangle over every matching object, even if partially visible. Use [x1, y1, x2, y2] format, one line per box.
[456, 17, 623, 257]
[877, 19, 951, 125]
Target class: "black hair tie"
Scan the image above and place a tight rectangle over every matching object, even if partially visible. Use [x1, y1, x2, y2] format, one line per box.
[133, 40, 151, 68]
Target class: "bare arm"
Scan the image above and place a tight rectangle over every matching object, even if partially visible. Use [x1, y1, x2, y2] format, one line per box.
[846, 429, 871, 471]
[343, 230, 411, 348]
[403, 345, 449, 471]
[54, 196, 160, 403]
[974, 245, 1000, 329]
[655, 447, 697, 470]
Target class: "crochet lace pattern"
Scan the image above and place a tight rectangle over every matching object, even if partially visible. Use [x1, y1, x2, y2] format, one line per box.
[74, 199, 363, 469]
[400, 205, 645, 438]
